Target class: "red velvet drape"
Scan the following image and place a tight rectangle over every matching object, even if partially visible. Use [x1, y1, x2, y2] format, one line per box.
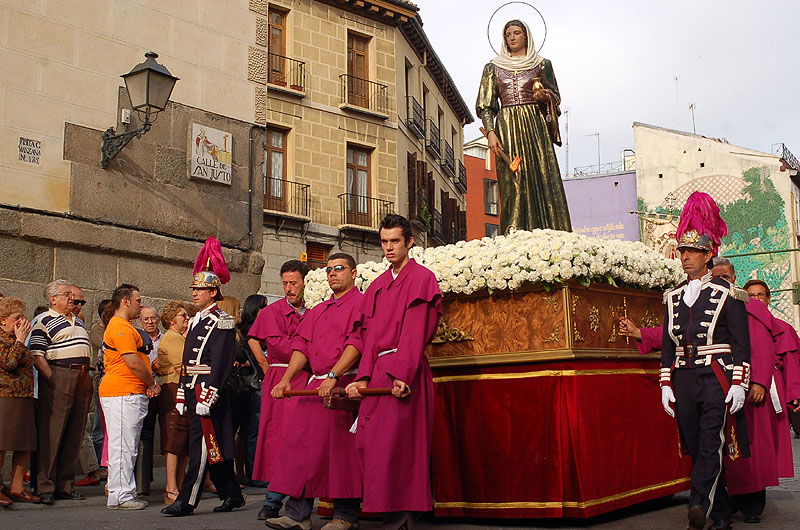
[431, 359, 692, 518]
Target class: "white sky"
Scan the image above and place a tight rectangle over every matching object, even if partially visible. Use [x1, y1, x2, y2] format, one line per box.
[415, 0, 800, 174]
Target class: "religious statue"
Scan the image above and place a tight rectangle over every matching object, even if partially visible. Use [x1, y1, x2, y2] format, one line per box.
[476, 19, 572, 234]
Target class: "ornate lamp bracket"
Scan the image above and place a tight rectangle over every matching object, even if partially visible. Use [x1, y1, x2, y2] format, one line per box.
[100, 123, 151, 168]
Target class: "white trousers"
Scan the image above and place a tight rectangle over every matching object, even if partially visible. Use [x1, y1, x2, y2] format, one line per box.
[100, 394, 149, 506]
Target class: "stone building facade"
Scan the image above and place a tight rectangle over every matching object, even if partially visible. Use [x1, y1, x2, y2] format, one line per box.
[258, 0, 472, 294]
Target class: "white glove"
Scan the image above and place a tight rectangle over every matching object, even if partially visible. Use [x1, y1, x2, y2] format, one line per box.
[196, 402, 211, 416]
[661, 386, 676, 418]
[175, 402, 186, 415]
[725, 385, 746, 415]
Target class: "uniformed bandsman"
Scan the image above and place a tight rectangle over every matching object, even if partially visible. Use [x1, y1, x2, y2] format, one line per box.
[162, 237, 244, 517]
[659, 192, 750, 530]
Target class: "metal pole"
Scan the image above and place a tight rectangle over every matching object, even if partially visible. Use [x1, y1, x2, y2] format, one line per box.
[586, 132, 599, 172]
[564, 108, 569, 178]
[689, 103, 696, 134]
[674, 75, 680, 129]
[722, 247, 800, 258]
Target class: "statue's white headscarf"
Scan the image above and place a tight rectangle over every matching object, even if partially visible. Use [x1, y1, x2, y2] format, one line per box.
[490, 20, 544, 71]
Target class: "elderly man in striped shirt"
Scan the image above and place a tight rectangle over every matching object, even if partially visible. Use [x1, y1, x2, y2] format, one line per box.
[29, 279, 93, 505]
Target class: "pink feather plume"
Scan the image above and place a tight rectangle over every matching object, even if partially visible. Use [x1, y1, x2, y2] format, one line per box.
[193, 236, 231, 284]
[676, 191, 728, 253]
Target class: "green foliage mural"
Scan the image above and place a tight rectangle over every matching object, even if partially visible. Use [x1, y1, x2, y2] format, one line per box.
[720, 168, 791, 319]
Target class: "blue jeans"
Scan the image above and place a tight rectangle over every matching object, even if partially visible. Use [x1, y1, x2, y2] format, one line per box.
[263, 485, 286, 508]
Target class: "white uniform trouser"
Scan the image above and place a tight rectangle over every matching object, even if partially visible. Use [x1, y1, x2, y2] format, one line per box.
[100, 394, 149, 506]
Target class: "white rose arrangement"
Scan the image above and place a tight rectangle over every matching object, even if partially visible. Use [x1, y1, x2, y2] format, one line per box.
[302, 229, 684, 308]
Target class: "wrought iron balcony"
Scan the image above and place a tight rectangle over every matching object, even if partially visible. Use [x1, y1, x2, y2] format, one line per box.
[268, 52, 306, 92]
[431, 208, 445, 243]
[426, 119, 441, 159]
[338, 193, 394, 230]
[441, 140, 455, 178]
[339, 74, 389, 116]
[406, 96, 425, 139]
[455, 160, 467, 194]
[263, 177, 311, 220]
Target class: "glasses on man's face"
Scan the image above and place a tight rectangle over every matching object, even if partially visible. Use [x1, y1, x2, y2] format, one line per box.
[142, 317, 159, 322]
[325, 265, 350, 273]
[71, 299, 87, 306]
[56, 291, 73, 298]
[749, 292, 769, 300]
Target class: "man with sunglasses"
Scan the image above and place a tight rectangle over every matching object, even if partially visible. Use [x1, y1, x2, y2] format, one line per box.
[346, 214, 443, 529]
[29, 280, 93, 505]
[265, 253, 364, 530]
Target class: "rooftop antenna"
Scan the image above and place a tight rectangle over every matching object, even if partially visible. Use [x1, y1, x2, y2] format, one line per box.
[688, 103, 696, 134]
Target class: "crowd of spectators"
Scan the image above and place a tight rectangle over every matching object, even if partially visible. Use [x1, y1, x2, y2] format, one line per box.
[0, 282, 264, 509]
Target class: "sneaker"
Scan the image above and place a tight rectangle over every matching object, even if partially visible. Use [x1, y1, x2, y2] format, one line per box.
[108, 498, 148, 510]
[265, 515, 312, 530]
[258, 505, 280, 520]
[321, 519, 359, 530]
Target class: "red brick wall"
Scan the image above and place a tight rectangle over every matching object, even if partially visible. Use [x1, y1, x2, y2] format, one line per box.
[464, 151, 500, 240]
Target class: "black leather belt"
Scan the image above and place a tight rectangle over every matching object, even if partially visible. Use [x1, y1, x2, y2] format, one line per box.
[49, 359, 90, 370]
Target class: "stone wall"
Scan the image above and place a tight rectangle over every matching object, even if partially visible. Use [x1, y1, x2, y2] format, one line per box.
[0, 207, 263, 328]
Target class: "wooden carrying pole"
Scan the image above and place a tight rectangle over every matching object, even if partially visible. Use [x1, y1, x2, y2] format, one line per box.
[283, 387, 392, 397]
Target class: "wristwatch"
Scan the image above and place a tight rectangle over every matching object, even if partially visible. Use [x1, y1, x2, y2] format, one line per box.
[326, 371, 339, 380]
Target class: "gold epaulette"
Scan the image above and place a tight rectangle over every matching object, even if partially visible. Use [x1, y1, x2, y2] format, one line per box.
[730, 285, 750, 302]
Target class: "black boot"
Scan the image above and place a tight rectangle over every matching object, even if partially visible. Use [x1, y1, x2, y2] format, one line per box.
[213, 495, 246, 512]
[161, 500, 194, 517]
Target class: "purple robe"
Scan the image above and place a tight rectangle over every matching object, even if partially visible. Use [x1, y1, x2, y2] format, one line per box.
[249, 298, 307, 482]
[355, 259, 442, 512]
[772, 317, 800, 478]
[636, 326, 662, 355]
[726, 300, 783, 494]
[269, 287, 364, 499]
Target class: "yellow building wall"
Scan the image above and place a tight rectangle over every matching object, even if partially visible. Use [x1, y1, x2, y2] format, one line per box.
[0, 0, 259, 212]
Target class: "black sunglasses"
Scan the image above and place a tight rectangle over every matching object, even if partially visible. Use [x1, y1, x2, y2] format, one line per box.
[325, 265, 351, 273]
[72, 300, 87, 306]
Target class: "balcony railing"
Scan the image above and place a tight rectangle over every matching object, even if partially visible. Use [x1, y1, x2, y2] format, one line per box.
[455, 160, 467, 194]
[432, 208, 445, 243]
[441, 140, 455, 177]
[406, 96, 425, 139]
[340, 74, 389, 115]
[268, 52, 306, 92]
[338, 193, 394, 230]
[426, 119, 441, 159]
[263, 177, 311, 219]
[409, 192, 432, 232]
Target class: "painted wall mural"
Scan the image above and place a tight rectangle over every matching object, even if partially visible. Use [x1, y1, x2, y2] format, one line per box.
[639, 167, 793, 321]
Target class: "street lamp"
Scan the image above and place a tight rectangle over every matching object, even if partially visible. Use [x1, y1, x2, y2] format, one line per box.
[100, 52, 179, 168]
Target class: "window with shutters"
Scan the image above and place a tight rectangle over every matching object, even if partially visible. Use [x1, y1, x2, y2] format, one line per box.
[305, 242, 330, 271]
[268, 8, 287, 85]
[263, 127, 287, 211]
[485, 223, 499, 238]
[345, 145, 371, 226]
[484, 179, 498, 216]
[347, 33, 370, 108]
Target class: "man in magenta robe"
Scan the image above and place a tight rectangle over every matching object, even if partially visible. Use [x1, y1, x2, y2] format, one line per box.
[346, 214, 442, 529]
[622, 259, 800, 524]
[247, 259, 310, 521]
[266, 253, 364, 530]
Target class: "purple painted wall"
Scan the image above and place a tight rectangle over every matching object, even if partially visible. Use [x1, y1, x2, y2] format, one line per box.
[563, 171, 639, 241]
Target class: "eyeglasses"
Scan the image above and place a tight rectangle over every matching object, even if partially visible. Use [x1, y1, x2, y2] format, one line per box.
[55, 291, 73, 298]
[749, 292, 769, 300]
[142, 317, 159, 322]
[71, 299, 87, 306]
[325, 265, 350, 273]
